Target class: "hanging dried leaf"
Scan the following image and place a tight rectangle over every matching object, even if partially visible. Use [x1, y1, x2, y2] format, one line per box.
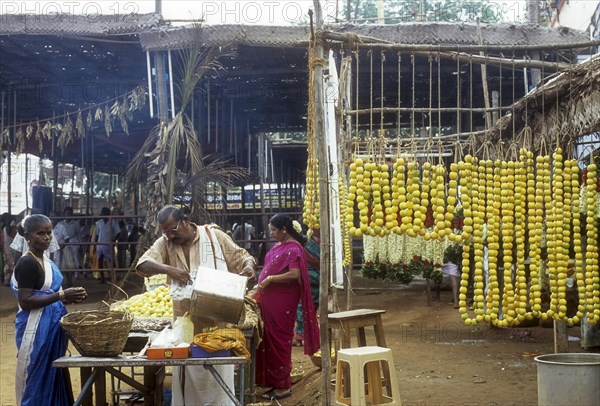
[76, 110, 85, 138]
[86, 110, 93, 128]
[104, 105, 112, 137]
[1, 128, 10, 147]
[16, 127, 25, 153]
[58, 115, 74, 148]
[35, 121, 44, 152]
[128, 91, 136, 111]
[122, 96, 133, 121]
[42, 121, 53, 139]
[110, 100, 120, 116]
[95, 107, 103, 121]
[128, 86, 145, 111]
[26, 124, 34, 139]
[137, 86, 147, 109]
[54, 123, 63, 132]
[34, 121, 42, 140]
[119, 111, 129, 135]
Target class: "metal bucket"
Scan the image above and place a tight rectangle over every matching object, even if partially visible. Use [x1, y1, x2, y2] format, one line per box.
[534, 353, 600, 406]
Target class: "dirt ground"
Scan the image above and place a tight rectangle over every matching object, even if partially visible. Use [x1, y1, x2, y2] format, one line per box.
[0, 274, 594, 406]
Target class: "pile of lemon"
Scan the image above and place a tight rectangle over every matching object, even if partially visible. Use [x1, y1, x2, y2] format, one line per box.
[113, 285, 173, 318]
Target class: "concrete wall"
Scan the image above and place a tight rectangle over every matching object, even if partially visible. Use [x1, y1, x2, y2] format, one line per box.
[551, 0, 600, 34]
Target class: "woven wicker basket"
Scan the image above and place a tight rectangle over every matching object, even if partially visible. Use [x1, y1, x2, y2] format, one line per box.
[310, 349, 337, 369]
[291, 368, 305, 384]
[61, 310, 133, 357]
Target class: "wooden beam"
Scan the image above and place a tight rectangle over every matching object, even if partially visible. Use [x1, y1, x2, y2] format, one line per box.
[312, 2, 333, 406]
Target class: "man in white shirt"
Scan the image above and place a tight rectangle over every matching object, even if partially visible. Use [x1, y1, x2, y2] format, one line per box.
[61, 207, 81, 280]
[93, 207, 119, 283]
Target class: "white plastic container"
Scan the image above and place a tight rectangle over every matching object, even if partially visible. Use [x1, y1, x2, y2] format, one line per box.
[534, 353, 600, 406]
[189, 266, 247, 324]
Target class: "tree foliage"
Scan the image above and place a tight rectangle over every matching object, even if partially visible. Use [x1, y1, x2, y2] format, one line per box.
[341, 0, 504, 24]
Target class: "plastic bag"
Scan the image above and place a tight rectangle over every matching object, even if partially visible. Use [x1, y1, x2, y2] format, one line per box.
[173, 312, 194, 344]
[169, 269, 196, 302]
[151, 326, 181, 347]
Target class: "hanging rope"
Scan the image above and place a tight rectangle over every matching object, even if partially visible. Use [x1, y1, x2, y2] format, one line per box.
[453, 140, 463, 163]
[411, 54, 416, 138]
[397, 52, 402, 158]
[437, 52, 442, 138]
[355, 50, 360, 142]
[428, 52, 433, 138]
[380, 50, 385, 136]
[369, 50, 374, 138]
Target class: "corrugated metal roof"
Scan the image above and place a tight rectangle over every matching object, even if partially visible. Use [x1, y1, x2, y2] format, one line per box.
[0, 13, 161, 36]
[140, 22, 589, 51]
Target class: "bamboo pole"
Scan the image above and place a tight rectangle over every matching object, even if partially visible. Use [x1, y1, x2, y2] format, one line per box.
[70, 164, 75, 208]
[317, 30, 600, 52]
[312, 2, 333, 405]
[478, 19, 493, 129]
[0, 92, 4, 212]
[299, 36, 571, 71]
[343, 105, 512, 114]
[52, 113, 59, 212]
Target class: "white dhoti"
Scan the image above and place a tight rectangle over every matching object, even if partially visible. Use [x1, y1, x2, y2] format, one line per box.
[172, 226, 236, 406]
[171, 364, 234, 406]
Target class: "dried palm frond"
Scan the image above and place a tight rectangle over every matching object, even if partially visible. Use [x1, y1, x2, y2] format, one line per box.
[178, 161, 250, 221]
[125, 23, 240, 235]
[485, 56, 600, 153]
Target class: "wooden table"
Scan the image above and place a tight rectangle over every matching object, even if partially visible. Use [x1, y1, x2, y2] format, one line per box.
[328, 308, 387, 349]
[123, 330, 257, 403]
[53, 355, 246, 406]
[328, 309, 390, 398]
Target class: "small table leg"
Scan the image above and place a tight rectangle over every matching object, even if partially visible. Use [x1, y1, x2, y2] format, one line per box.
[339, 326, 351, 398]
[238, 363, 245, 406]
[374, 319, 392, 396]
[80, 367, 93, 406]
[356, 326, 367, 346]
[143, 366, 163, 406]
[96, 368, 107, 406]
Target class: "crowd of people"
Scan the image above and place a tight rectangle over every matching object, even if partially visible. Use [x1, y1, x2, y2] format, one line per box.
[1, 208, 145, 287]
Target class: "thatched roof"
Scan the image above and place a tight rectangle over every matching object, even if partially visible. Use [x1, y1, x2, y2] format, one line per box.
[0, 13, 161, 36]
[486, 55, 600, 150]
[139, 22, 589, 51]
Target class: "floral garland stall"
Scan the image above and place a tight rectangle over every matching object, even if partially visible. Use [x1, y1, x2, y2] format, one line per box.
[340, 146, 600, 328]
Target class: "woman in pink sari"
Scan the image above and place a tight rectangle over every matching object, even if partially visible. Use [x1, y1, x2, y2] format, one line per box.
[255, 214, 320, 400]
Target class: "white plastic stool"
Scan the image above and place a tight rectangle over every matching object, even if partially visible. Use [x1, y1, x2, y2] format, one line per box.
[335, 346, 402, 406]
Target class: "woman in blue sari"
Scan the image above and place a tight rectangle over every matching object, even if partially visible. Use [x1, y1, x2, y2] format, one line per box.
[10, 214, 87, 406]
